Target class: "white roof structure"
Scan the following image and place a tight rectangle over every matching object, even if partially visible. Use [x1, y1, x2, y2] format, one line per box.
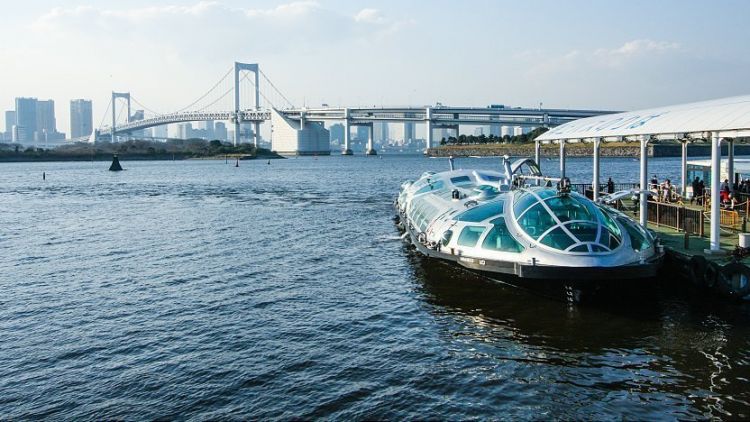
[537, 95, 750, 142]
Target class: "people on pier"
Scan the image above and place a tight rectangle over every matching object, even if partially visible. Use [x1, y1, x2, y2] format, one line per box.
[650, 174, 658, 190]
[661, 179, 673, 203]
[607, 177, 615, 194]
[691, 177, 700, 204]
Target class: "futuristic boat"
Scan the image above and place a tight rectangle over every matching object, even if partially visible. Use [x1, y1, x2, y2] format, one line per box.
[395, 157, 663, 283]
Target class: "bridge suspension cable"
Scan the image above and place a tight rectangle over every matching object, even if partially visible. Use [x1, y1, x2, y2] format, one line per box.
[130, 95, 163, 117]
[259, 69, 295, 109]
[173, 66, 234, 113]
[96, 98, 112, 130]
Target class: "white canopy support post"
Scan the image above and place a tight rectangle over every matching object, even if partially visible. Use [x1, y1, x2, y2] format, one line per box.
[559, 140, 566, 180]
[534, 140, 541, 186]
[639, 135, 649, 228]
[592, 137, 601, 201]
[681, 139, 688, 197]
[728, 138, 735, 193]
[709, 132, 722, 251]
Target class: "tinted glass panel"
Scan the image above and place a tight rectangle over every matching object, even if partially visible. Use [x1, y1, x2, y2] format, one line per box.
[565, 222, 599, 243]
[544, 196, 595, 223]
[517, 203, 556, 239]
[456, 201, 504, 222]
[539, 227, 575, 250]
[457, 226, 485, 247]
[415, 180, 445, 195]
[450, 176, 472, 185]
[482, 218, 524, 253]
[622, 219, 651, 251]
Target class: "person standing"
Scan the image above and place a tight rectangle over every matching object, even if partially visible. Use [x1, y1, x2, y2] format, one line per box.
[691, 176, 699, 204]
[607, 177, 615, 194]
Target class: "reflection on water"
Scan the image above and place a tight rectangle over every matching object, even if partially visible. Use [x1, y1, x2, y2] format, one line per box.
[0, 156, 748, 419]
[407, 250, 750, 419]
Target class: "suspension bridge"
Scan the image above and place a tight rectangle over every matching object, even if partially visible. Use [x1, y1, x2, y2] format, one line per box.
[79, 61, 617, 155]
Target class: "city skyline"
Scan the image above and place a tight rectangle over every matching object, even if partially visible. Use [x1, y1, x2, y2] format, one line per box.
[2, 0, 749, 138]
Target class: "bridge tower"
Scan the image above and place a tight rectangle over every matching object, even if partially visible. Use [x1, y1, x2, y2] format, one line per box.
[111, 92, 131, 143]
[234, 62, 261, 147]
[425, 107, 433, 151]
[342, 108, 353, 155]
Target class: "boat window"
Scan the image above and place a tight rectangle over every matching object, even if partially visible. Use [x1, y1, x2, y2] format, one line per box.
[441, 230, 453, 246]
[513, 191, 539, 218]
[457, 226, 485, 247]
[621, 219, 651, 252]
[415, 180, 445, 196]
[517, 203, 556, 239]
[565, 222, 599, 243]
[455, 200, 504, 222]
[544, 195, 595, 223]
[539, 227, 575, 250]
[569, 245, 589, 252]
[482, 218, 524, 253]
[591, 244, 609, 252]
[450, 175, 473, 185]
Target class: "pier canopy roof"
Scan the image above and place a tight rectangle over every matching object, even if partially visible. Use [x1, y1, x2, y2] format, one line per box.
[536, 95, 750, 143]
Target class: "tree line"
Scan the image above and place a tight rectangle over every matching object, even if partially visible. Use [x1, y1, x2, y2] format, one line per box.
[439, 127, 549, 146]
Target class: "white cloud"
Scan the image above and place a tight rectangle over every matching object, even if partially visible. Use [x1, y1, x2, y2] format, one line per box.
[354, 8, 385, 24]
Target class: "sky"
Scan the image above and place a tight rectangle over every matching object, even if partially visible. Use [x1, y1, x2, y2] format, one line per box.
[2, 0, 749, 137]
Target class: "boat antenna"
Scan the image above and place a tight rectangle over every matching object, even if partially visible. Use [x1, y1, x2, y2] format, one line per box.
[448, 155, 455, 171]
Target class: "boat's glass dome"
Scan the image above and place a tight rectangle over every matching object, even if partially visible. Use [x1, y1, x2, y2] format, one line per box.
[512, 188, 622, 253]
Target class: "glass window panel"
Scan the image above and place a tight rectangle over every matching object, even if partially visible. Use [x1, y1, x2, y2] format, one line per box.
[565, 222, 599, 243]
[482, 218, 524, 253]
[513, 191, 539, 218]
[455, 200, 504, 222]
[544, 195, 594, 223]
[621, 219, 651, 252]
[569, 245, 589, 252]
[539, 227, 576, 250]
[450, 176, 472, 185]
[441, 230, 453, 246]
[517, 203, 556, 239]
[457, 226, 486, 247]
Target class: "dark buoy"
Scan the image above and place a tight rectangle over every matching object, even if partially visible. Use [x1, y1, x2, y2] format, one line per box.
[42, 172, 46, 180]
[109, 154, 123, 171]
[235, 157, 239, 167]
[267, 160, 270, 165]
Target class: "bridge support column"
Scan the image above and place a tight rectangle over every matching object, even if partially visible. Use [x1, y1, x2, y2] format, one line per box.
[342, 108, 353, 155]
[366, 123, 377, 155]
[254, 122, 260, 148]
[639, 135, 649, 228]
[592, 137, 601, 201]
[425, 107, 433, 152]
[709, 132, 722, 252]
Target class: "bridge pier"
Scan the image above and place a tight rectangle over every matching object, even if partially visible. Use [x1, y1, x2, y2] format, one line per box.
[425, 107, 433, 151]
[342, 108, 353, 155]
[366, 123, 377, 155]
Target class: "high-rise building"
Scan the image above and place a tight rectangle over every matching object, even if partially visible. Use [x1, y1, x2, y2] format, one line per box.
[129, 109, 146, 138]
[70, 99, 93, 139]
[204, 120, 215, 139]
[36, 100, 57, 141]
[214, 122, 227, 141]
[355, 126, 369, 141]
[4, 110, 16, 141]
[15, 97, 37, 143]
[373, 122, 389, 143]
[177, 123, 193, 139]
[152, 125, 168, 139]
[329, 123, 344, 146]
[402, 122, 415, 144]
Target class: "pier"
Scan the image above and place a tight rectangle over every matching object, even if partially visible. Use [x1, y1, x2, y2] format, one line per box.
[540, 95, 750, 300]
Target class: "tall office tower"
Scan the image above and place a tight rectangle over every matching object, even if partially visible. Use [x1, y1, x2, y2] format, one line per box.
[70, 99, 93, 139]
[129, 109, 146, 138]
[36, 100, 57, 141]
[402, 121, 415, 144]
[4, 110, 16, 140]
[178, 123, 193, 139]
[15, 97, 37, 143]
[204, 120, 215, 139]
[473, 127, 485, 136]
[373, 122, 389, 143]
[214, 122, 227, 141]
[328, 123, 344, 145]
[355, 125, 369, 141]
[152, 125, 168, 139]
[489, 124, 501, 137]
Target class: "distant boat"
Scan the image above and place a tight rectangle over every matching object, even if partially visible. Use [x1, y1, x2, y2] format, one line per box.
[109, 155, 123, 171]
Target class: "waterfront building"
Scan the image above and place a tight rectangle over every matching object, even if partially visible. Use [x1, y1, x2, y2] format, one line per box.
[355, 126, 369, 141]
[151, 125, 168, 139]
[35, 100, 63, 142]
[373, 122, 389, 144]
[214, 122, 227, 141]
[14, 97, 37, 143]
[177, 123, 193, 139]
[204, 120, 215, 140]
[329, 123, 344, 146]
[70, 99, 93, 139]
[402, 121, 415, 144]
[4, 110, 16, 141]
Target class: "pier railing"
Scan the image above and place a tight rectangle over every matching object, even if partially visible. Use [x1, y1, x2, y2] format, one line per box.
[646, 201, 705, 236]
[569, 183, 640, 199]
